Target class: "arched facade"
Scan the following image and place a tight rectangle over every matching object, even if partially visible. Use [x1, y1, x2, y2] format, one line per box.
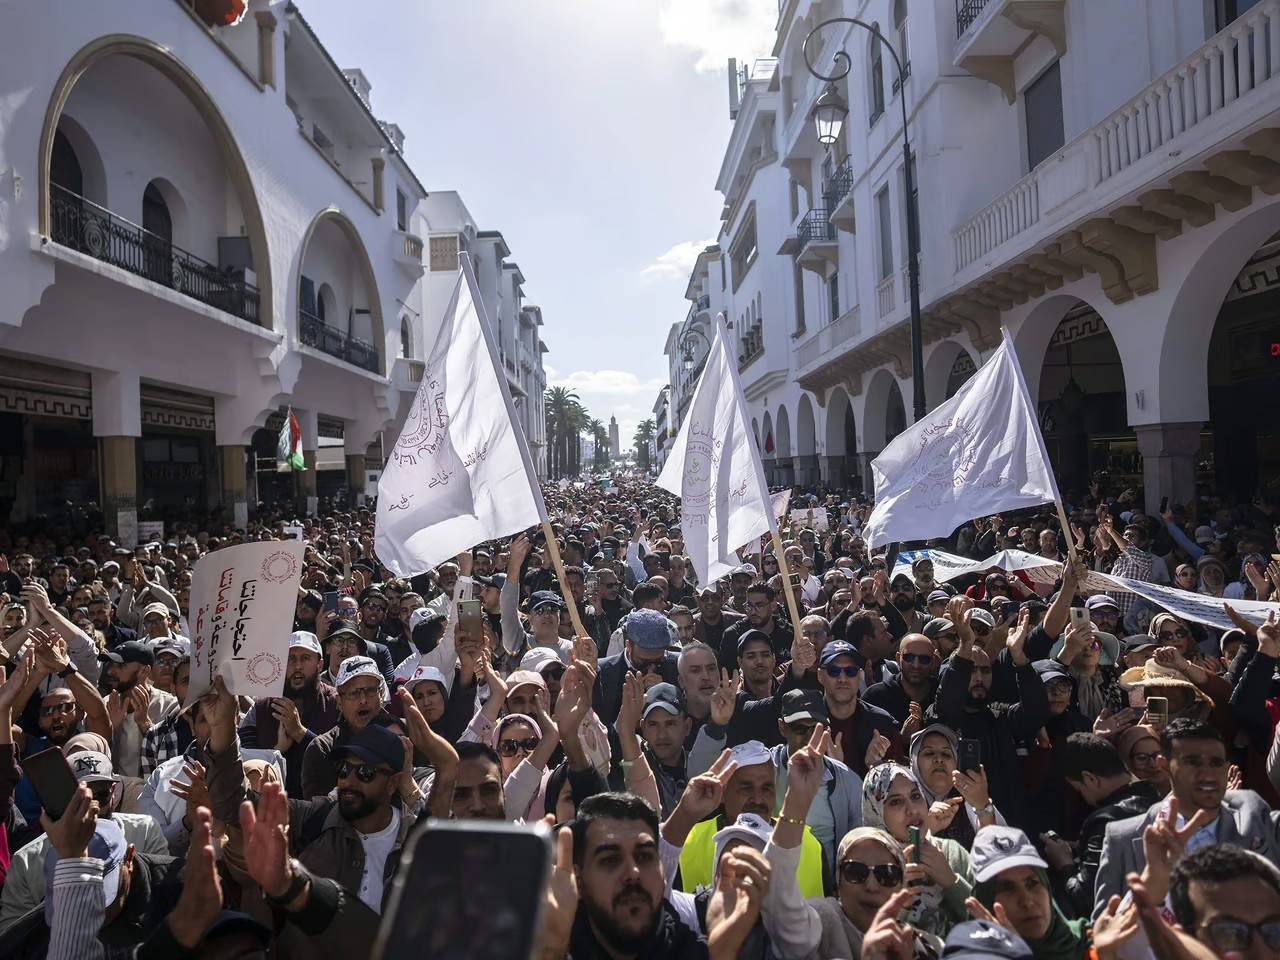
[823, 386, 859, 490]
[863, 368, 905, 453]
[796, 394, 818, 487]
[37, 35, 272, 329]
[923, 340, 976, 411]
[774, 404, 794, 487]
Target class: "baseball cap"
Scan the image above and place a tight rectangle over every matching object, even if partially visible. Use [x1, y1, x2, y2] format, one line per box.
[529, 590, 565, 612]
[520, 647, 567, 674]
[101, 560, 120, 573]
[288, 631, 323, 656]
[44, 818, 127, 925]
[332, 723, 405, 770]
[735, 628, 773, 654]
[731, 564, 757, 579]
[333, 656, 387, 700]
[727, 740, 772, 771]
[408, 608, 448, 633]
[642, 682, 683, 719]
[927, 589, 951, 605]
[68, 750, 115, 784]
[98, 640, 154, 666]
[624, 609, 676, 651]
[780, 689, 828, 725]
[1194, 525, 1216, 545]
[1121, 634, 1157, 654]
[819, 639, 865, 668]
[139, 601, 170, 621]
[152, 636, 191, 659]
[711, 812, 773, 874]
[942, 920, 1034, 959]
[969, 609, 996, 629]
[1085, 595, 1120, 613]
[923, 617, 956, 640]
[404, 664, 449, 693]
[970, 825, 1048, 883]
[506, 670, 546, 694]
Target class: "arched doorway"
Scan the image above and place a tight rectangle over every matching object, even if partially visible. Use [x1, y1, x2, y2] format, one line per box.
[824, 386, 859, 491]
[1036, 302, 1129, 497]
[297, 209, 385, 375]
[761, 410, 775, 478]
[775, 405, 793, 487]
[924, 341, 977, 410]
[142, 182, 173, 287]
[796, 395, 818, 487]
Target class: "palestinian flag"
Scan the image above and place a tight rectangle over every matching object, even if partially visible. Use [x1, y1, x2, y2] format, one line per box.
[277, 407, 305, 472]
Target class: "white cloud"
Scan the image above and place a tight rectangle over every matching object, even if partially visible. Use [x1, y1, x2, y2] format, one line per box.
[657, 0, 777, 73]
[541, 363, 558, 382]
[640, 237, 717, 282]
[554, 370, 667, 396]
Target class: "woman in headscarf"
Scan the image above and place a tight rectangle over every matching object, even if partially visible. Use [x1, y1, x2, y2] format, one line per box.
[1048, 621, 1121, 725]
[861, 762, 974, 937]
[969, 825, 1092, 960]
[1196, 555, 1229, 598]
[1116, 723, 1171, 795]
[908, 724, 1004, 850]
[1146, 612, 1223, 680]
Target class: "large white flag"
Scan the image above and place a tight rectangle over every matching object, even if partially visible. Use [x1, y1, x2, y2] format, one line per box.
[375, 254, 545, 577]
[862, 329, 1059, 547]
[657, 315, 772, 584]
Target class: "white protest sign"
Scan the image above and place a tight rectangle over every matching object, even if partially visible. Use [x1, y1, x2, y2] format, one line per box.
[137, 521, 165, 544]
[790, 507, 828, 531]
[283, 523, 305, 541]
[185, 541, 306, 707]
[770, 490, 792, 523]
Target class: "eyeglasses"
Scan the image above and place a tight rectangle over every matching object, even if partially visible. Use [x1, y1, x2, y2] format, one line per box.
[1199, 918, 1280, 952]
[901, 653, 933, 665]
[40, 702, 77, 717]
[1046, 681, 1074, 695]
[839, 860, 904, 888]
[634, 659, 664, 675]
[338, 685, 382, 702]
[1157, 628, 1190, 642]
[763, 558, 778, 566]
[496, 736, 541, 757]
[1130, 751, 1159, 765]
[330, 636, 359, 650]
[801, 630, 830, 641]
[363, 603, 388, 613]
[743, 602, 769, 612]
[787, 722, 818, 738]
[334, 761, 392, 783]
[824, 665, 859, 678]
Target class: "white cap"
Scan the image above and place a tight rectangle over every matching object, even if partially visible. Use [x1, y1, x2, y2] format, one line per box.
[288, 631, 323, 656]
[712, 812, 773, 876]
[727, 740, 772, 772]
[409, 607, 448, 633]
[333, 656, 387, 702]
[405, 664, 450, 694]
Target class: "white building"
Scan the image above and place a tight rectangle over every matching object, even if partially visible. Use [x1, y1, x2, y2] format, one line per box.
[653, 385, 672, 469]
[672, 0, 1280, 510]
[0, 0, 549, 540]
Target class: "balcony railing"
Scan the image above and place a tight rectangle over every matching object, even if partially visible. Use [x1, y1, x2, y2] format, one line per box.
[695, 294, 711, 312]
[823, 157, 856, 209]
[876, 274, 896, 318]
[797, 207, 837, 247]
[955, 0, 992, 37]
[796, 305, 861, 369]
[49, 183, 260, 324]
[299, 309, 380, 373]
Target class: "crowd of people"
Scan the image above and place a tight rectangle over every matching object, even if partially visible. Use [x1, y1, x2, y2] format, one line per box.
[0, 477, 1278, 959]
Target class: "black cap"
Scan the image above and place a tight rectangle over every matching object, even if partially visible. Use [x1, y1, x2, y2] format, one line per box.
[326, 618, 365, 649]
[529, 590, 565, 612]
[942, 919, 1033, 959]
[642, 682, 684, 719]
[299, 589, 323, 612]
[98, 640, 154, 666]
[1121, 634, 1157, 654]
[780, 689, 828, 724]
[333, 723, 405, 770]
[736, 629, 774, 654]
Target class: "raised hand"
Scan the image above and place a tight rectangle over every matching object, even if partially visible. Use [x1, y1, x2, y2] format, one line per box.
[966, 896, 1014, 932]
[709, 668, 741, 727]
[901, 701, 923, 739]
[1093, 706, 1139, 739]
[861, 888, 917, 960]
[240, 782, 294, 899]
[1127, 871, 1218, 960]
[785, 724, 831, 812]
[1005, 608, 1032, 666]
[538, 821, 578, 958]
[706, 846, 771, 958]
[1256, 610, 1280, 658]
[169, 761, 210, 829]
[128, 684, 152, 734]
[952, 764, 992, 811]
[907, 836, 957, 888]
[927, 796, 964, 835]
[1039, 831, 1075, 870]
[41, 783, 98, 859]
[0, 649, 35, 713]
[270, 697, 306, 746]
[947, 595, 974, 651]
[1092, 894, 1140, 960]
[615, 670, 645, 736]
[676, 749, 739, 824]
[571, 635, 599, 675]
[1140, 797, 1216, 902]
[865, 731, 892, 770]
[105, 691, 126, 732]
[553, 663, 592, 735]
[1153, 645, 1191, 675]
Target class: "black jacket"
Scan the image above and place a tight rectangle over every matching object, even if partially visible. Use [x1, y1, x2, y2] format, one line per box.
[1055, 780, 1163, 919]
[594, 651, 680, 726]
[719, 616, 792, 670]
[568, 899, 707, 959]
[864, 672, 936, 725]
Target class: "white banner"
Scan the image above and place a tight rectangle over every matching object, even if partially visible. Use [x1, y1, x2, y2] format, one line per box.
[771, 490, 792, 523]
[790, 507, 829, 531]
[375, 256, 545, 577]
[185, 541, 306, 706]
[862, 330, 1060, 548]
[657, 315, 772, 584]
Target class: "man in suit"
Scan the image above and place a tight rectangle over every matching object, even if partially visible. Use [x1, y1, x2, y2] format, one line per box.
[1093, 717, 1280, 919]
[593, 608, 678, 726]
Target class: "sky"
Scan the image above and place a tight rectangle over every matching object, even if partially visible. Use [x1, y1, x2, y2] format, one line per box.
[296, 0, 778, 445]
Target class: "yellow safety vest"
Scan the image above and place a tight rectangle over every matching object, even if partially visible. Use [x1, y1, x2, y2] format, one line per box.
[678, 817, 825, 897]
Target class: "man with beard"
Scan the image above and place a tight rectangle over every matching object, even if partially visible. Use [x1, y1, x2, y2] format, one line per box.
[736, 632, 778, 702]
[887, 573, 927, 634]
[727, 566, 755, 614]
[300, 655, 394, 800]
[451, 741, 507, 820]
[693, 582, 744, 670]
[355, 591, 397, 681]
[45, 563, 72, 608]
[675, 643, 718, 749]
[384, 591, 424, 666]
[204, 679, 456, 915]
[99, 640, 176, 778]
[864, 633, 939, 727]
[929, 598, 1047, 831]
[240, 632, 338, 796]
[140, 655, 194, 776]
[594, 609, 679, 727]
[721, 582, 791, 666]
[86, 596, 136, 650]
[588, 567, 632, 644]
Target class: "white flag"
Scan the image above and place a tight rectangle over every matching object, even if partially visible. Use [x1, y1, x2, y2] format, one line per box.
[862, 329, 1059, 547]
[375, 255, 545, 577]
[657, 315, 772, 584]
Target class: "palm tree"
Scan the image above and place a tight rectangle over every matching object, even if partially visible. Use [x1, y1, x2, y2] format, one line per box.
[634, 419, 656, 474]
[544, 386, 589, 479]
[588, 418, 609, 471]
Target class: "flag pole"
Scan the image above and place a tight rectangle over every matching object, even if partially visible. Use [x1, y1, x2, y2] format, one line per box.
[1054, 500, 1079, 566]
[767, 528, 806, 643]
[540, 519, 590, 641]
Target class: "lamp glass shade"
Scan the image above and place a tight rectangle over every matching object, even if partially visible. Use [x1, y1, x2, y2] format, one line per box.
[811, 84, 848, 146]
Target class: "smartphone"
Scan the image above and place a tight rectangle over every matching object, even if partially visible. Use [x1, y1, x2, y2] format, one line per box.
[1001, 599, 1020, 622]
[457, 599, 484, 642]
[1159, 496, 1169, 514]
[23, 747, 80, 821]
[789, 573, 802, 587]
[585, 574, 598, 593]
[602, 547, 615, 561]
[373, 820, 552, 960]
[323, 591, 340, 614]
[640, 507, 648, 519]
[907, 824, 924, 886]
[958, 739, 981, 774]
[1069, 607, 1091, 630]
[1146, 695, 1169, 727]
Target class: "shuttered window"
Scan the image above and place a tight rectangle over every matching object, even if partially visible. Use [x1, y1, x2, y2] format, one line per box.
[1025, 61, 1065, 171]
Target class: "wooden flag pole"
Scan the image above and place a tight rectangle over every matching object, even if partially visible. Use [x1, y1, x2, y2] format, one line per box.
[1053, 500, 1080, 566]
[540, 518, 590, 641]
[767, 528, 806, 649]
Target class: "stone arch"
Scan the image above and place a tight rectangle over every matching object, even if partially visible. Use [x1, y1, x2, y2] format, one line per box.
[761, 410, 775, 458]
[1012, 292, 1112, 407]
[796, 395, 817, 456]
[400, 316, 413, 358]
[775, 404, 792, 459]
[923, 340, 976, 411]
[50, 113, 106, 206]
[824, 386, 860, 489]
[38, 35, 272, 329]
[296, 208, 387, 376]
[143, 177, 189, 251]
[863, 368, 905, 452]
[752, 417, 760, 449]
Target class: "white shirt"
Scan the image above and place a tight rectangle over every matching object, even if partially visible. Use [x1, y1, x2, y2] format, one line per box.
[357, 807, 401, 913]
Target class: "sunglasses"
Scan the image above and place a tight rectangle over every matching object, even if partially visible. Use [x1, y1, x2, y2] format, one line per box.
[334, 761, 392, 783]
[787, 722, 819, 738]
[40, 702, 77, 717]
[1156, 628, 1190, 642]
[972, 623, 992, 635]
[1200, 918, 1280, 952]
[338, 685, 382, 702]
[901, 652, 933, 665]
[497, 736, 541, 757]
[840, 860, 904, 888]
[824, 665, 859, 678]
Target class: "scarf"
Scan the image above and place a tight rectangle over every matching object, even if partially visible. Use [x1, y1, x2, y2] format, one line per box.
[1070, 668, 1107, 721]
[974, 868, 1088, 960]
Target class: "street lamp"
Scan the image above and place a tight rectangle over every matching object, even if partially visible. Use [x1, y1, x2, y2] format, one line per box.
[804, 19, 925, 423]
[680, 328, 711, 372]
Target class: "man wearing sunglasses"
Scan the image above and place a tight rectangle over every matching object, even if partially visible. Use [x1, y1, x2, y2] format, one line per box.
[814, 640, 900, 777]
[594, 608, 678, 728]
[1169, 844, 1280, 959]
[300, 656, 395, 800]
[865, 633, 938, 728]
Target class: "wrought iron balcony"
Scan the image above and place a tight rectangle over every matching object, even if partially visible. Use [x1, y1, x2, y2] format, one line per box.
[695, 294, 711, 312]
[48, 183, 260, 324]
[797, 207, 837, 248]
[822, 157, 855, 209]
[299, 309, 380, 373]
[956, 0, 991, 36]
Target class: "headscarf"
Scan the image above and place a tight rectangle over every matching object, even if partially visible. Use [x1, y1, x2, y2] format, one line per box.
[908, 725, 958, 807]
[861, 762, 916, 835]
[492, 713, 542, 751]
[974, 867, 1088, 960]
[1195, 556, 1227, 597]
[1148, 613, 1209, 669]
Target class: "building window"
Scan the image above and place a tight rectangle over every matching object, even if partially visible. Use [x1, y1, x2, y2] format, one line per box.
[396, 189, 408, 231]
[875, 186, 894, 280]
[828, 273, 840, 322]
[730, 209, 758, 292]
[893, 0, 910, 89]
[1215, 0, 1264, 30]
[1024, 60, 1065, 170]
[869, 25, 885, 124]
[400, 317, 412, 357]
[429, 235, 459, 272]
